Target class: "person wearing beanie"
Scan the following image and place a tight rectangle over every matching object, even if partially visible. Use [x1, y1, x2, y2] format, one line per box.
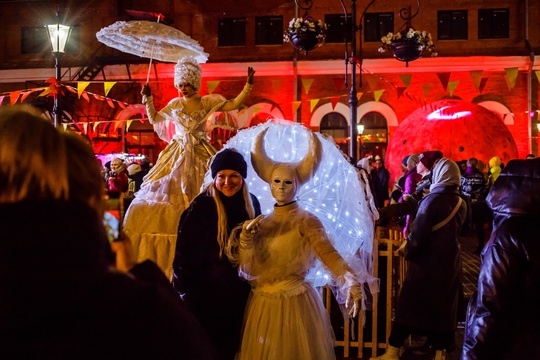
[417, 150, 444, 177]
[123, 56, 256, 279]
[172, 148, 261, 360]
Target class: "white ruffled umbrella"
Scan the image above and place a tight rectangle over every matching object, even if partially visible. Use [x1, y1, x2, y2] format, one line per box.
[96, 19, 209, 82]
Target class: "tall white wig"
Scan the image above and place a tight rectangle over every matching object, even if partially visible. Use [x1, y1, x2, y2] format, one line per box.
[174, 56, 202, 91]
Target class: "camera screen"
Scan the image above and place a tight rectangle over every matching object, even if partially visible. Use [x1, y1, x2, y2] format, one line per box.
[103, 192, 123, 242]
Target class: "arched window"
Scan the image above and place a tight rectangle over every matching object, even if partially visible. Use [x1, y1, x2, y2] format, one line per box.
[320, 112, 348, 154]
[358, 111, 388, 159]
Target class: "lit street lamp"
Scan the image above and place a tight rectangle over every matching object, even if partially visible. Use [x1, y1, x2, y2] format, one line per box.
[46, 9, 71, 128]
[357, 123, 365, 159]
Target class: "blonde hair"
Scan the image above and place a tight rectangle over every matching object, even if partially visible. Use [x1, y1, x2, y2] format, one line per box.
[207, 182, 256, 257]
[0, 105, 68, 203]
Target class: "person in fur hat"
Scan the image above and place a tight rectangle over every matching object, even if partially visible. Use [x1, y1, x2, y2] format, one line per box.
[123, 56, 255, 278]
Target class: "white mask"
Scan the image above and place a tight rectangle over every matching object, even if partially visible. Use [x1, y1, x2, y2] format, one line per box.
[271, 166, 297, 205]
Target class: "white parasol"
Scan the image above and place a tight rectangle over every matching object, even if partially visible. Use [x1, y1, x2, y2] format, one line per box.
[96, 19, 209, 83]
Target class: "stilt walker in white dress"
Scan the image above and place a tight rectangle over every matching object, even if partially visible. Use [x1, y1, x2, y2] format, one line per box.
[226, 128, 364, 360]
[123, 56, 255, 279]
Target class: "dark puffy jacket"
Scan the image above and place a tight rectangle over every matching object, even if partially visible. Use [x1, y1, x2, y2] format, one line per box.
[462, 158, 540, 359]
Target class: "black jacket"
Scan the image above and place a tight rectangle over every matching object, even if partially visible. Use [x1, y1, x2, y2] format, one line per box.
[173, 189, 261, 360]
[0, 200, 215, 360]
[395, 185, 467, 332]
[462, 158, 540, 359]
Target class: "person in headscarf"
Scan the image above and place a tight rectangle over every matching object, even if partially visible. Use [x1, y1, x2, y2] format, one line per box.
[227, 128, 362, 360]
[172, 149, 261, 360]
[123, 56, 255, 278]
[371, 158, 467, 360]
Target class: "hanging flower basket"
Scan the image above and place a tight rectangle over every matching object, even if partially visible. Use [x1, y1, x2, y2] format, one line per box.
[378, 27, 437, 66]
[284, 16, 327, 55]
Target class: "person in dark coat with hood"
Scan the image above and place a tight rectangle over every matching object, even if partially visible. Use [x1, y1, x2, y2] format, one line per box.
[371, 158, 467, 360]
[462, 158, 540, 359]
[0, 105, 215, 360]
[173, 148, 262, 360]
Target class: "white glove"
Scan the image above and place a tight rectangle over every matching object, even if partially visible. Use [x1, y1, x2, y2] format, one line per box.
[345, 279, 362, 318]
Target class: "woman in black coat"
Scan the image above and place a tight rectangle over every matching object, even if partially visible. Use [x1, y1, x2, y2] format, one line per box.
[462, 158, 540, 359]
[172, 149, 261, 360]
[372, 158, 467, 360]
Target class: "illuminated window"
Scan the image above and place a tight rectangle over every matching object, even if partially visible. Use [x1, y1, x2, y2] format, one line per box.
[437, 10, 468, 40]
[218, 17, 246, 46]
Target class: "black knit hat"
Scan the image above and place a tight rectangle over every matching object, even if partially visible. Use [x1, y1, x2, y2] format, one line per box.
[210, 149, 248, 178]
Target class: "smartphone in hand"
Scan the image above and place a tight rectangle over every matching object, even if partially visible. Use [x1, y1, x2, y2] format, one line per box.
[103, 191, 124, 242]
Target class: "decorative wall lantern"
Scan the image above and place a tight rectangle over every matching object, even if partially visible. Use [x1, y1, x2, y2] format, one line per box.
[284, 0, 327, 55]
[377, 0, 436, 66]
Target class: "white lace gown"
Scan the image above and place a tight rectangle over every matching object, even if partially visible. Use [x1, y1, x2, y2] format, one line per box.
[123, 85, 251, 279]
[233, 202, 358, 360]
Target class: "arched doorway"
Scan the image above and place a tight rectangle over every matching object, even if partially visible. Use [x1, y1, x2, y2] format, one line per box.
[319, 112, 348, 155]
[358, 111, 388, 159]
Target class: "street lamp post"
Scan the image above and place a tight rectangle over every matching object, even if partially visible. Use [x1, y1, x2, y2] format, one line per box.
[357, 123, 365, 159]
[46, 9, 71, 128]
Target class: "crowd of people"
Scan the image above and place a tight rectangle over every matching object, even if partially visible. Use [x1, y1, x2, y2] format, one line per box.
[1, 53, 539, 360]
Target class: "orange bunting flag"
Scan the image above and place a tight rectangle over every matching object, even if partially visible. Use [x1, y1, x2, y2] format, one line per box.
[82, 92, 90, 102]
[206, 80, 220, 94]
[356, 92, 363, 101]
[374, 89, 384, 102]
[126, 120, 133, 131]
[104, 82, 117, 96]
[399, 74, 413, 88]
[504, 67, 519, 90]
[397, 87, 406, 99]
[469, 70, 483, 92]
[65, 86, 77, 94]
[106, 98, 115, 108]
[118, 101, 127, 109]
[0, 95, 5, 106]
[292, 101, 301, 114]
[365, 74, 379, 92]
[301, 78, 314, 94]
[333, 77, 345, 91]
[271, 79, 283, 93]
[422, 84, 432, 100]
[310, 99, 320, 112]
[20, 90, 34, 103]
[9, 91, 22, 105]
[78, 82, 90, 99]
[437, 72, 451, 92]
[330, 96, 341, 110]
[448, 81, 460, 97]
[93, 94, 104, 101]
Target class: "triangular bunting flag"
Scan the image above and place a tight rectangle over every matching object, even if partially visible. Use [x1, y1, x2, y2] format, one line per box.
[20, 90, 34, 103]
[365, 74, 379, 91]
[118, 102, 127, 109]
[82, 92, 90, 102]
[356, 92, 363, 101]
[82, 123, 88, 134]
[0, 95, 5, 106]
[65, 86, 77, 94]
[206, 80, 220, 94]
[330, 96, 341, 110]
[39, 88, 51, 97]
[504, 67, 519, 90]
[310, 99, 320, 112]
[106, 98, 115, 108]
[535, 70, 540, 84]
[469, 70, 483, 92]
[62, 123, 68, 130]
[397, 87, 406, 99]
[93, 122, 100, 132]
[332, 77, 345, 91]
[78, 82, 91, 99]
[10, 90, 22, 104]
[104, 82, 117, 96]
[448, 81, 460, 97]
[93, 94, 104, 101]
[374, 89, 385, 102]
[126, 120, 133, 131]
[301, 78, 314, 94]
[292, 101, 301, 114]
[399, 74, 413, 88]
[479, 78, 488, 93]
[271, 79, 283, 93]
[422, 84, 432, 100]
[436, 72, 451, 92]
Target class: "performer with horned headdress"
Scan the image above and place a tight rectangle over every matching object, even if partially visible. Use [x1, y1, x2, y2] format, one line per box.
[123, 56, 255, 279]
[226, 128, 363, 360]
